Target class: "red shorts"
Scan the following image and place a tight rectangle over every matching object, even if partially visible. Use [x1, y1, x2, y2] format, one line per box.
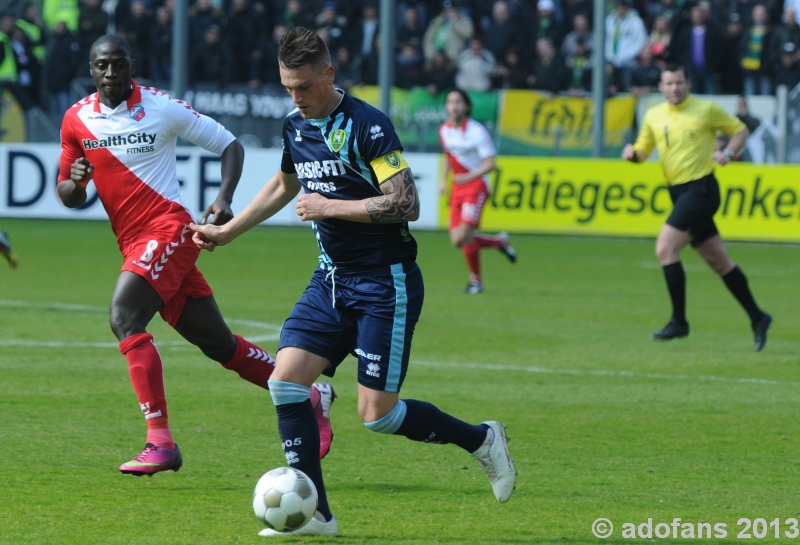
[120, 218, 212, 327]
[449, 181, 489, 230]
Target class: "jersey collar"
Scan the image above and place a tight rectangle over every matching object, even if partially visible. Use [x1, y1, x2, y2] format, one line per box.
[667, 94, 693, 111]
[307, 88, 346, 127]
[444, 117, 470, 132]
[91, 80, 142, 113]
[325, 88, 346, 119]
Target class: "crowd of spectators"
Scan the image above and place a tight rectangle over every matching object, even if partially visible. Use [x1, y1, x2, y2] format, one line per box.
[2, 0, 800, 129]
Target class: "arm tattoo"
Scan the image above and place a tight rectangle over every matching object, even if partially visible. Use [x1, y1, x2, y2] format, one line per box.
[366, 169, 420, 224]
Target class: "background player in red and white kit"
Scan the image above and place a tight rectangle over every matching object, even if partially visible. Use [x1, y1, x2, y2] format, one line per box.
[56, 34, 335, 476]
[439, 88, 517, 294]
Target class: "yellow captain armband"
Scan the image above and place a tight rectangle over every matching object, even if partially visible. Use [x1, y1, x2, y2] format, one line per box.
[370, 151, 410, 184]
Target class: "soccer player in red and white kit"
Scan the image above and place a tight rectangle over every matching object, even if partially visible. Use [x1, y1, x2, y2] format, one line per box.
[439, 89, 517, 294]
[56, 34, 335, 476]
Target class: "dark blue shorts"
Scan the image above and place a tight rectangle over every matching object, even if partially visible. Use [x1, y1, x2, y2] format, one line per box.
[666, 173, 721, 247]
[277, 261, 424, 393]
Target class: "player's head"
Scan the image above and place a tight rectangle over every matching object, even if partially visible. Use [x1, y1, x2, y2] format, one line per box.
[659, 63, 690, 105]
[89, 34, 135, 108]
[278, 27, 337, 119]
[278, 26, 332, 70]
[444, 88, 472, 123]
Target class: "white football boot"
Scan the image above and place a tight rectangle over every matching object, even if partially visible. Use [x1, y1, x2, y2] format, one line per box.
[471, 421, 516, 502]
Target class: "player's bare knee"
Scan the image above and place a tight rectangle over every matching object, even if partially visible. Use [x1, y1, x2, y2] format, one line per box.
[108, 309, 143, 341]
[655, 243, 679, 264]
[451, 225, 473, 247]
[707, 257, 734, 276]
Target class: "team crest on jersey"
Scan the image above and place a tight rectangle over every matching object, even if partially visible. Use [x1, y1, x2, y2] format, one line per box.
[384, 152, 401, 169]
[129, 106, 145, 122]
[329, 129, 346, 152]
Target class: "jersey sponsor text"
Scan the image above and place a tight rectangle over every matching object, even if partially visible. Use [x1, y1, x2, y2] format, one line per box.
[294, 159, 346, 179]
[82, 132, 157, 150]
[307, 181, 337, 192]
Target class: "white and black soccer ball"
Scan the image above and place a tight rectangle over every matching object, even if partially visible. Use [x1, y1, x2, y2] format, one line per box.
[253, 467, 318, 532]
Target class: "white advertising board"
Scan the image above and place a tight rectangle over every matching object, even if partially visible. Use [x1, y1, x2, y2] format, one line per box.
[0, 145, 441, 229]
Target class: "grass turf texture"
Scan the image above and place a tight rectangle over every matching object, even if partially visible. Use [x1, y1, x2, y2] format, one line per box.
[1, 217, 798, 545]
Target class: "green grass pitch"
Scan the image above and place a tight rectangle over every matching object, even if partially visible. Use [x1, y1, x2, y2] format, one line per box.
[1, 218, 798, 544]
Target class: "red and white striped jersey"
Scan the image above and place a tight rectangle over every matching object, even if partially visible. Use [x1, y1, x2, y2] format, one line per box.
[438, 117, 496, 189]
[58, 81, 235, 247]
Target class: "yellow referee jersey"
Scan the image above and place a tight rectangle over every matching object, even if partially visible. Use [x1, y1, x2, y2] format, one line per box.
[632, 95, 746, 185]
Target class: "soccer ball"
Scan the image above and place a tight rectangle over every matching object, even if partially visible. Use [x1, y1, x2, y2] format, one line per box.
[253, 467, 318, 532]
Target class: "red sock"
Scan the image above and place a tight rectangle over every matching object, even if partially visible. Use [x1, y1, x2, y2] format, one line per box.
[462, 241, 481, 284]
[120, 333, 174, 447]
[222, 335, 275, 390]
[473, 232, 503, 249]
[147, 426, 176, 450]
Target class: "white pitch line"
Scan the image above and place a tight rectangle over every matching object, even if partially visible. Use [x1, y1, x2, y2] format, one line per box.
[2, 300, 795, 388]
[415, 360, 800, 387]
[0, 299, 107, 312]
[637, 261, 798, 277]
[0, 299, 281, 346]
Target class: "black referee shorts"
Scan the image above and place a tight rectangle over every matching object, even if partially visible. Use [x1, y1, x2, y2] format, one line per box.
[666, 173, 721, 247]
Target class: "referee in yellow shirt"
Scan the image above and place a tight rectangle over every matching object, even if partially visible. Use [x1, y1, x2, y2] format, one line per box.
[622, 64, 772, 351]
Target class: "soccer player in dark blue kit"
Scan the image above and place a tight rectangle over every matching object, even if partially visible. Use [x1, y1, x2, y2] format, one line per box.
[190, 26, 516, 537]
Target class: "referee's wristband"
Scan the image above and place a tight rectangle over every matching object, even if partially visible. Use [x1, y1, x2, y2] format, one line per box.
[723, 148, 738, 159]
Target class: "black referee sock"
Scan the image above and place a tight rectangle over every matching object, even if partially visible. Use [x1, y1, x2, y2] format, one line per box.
[662, 262, 687, 324]
[722, 266, 762, 322]
[394, 399, 487, 453]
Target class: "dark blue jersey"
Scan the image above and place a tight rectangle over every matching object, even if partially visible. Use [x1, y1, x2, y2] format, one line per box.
[281, 91, 417, 272]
